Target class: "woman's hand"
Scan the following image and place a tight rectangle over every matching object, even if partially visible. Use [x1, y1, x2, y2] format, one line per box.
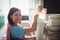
[34, 14, 39, 21]
[25, 14, 39, 34]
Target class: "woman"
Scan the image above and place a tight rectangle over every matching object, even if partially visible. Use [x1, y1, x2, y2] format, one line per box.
[6, 7, 38, 40]
[36, 5, 47, 40]
[30, 4, 47, 26]
[30, 4, 47, 40]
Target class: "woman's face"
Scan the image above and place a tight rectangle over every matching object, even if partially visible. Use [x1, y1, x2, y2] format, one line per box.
[38, 5, 43, 11]
[10, 11, 22, 25]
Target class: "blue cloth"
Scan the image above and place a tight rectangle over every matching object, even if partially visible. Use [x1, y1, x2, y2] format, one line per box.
[11, 26, 25, 38]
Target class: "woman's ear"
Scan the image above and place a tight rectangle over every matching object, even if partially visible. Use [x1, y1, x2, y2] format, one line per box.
[34, 14, 39, 21]
[10, 15, 12, 19]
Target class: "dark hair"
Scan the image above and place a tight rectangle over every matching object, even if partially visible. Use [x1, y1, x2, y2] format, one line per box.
[8, 7, 20, 25]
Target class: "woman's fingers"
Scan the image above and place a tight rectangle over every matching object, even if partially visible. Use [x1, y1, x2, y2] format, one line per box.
[34, 14, 39, 21]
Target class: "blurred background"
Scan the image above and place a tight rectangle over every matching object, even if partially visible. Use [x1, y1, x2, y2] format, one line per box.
[0, 0, 60, 40]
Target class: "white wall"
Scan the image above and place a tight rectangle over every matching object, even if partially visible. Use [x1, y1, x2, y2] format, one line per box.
[10, 0, 30, 15]
[0, 0, 9, 40]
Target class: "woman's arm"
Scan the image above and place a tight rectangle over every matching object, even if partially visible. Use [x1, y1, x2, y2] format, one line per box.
[25, 14, 38, 34]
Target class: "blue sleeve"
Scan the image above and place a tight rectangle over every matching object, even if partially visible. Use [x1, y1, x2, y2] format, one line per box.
[11, 26, 25, 38]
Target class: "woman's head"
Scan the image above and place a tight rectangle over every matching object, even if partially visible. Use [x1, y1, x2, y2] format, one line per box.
[38, 5, 43, 11]
[36, 4, 43, 11]
[8, 7, 22, 25]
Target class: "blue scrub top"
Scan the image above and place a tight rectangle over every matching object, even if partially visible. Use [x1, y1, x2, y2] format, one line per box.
[10, 26, 25, 38]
